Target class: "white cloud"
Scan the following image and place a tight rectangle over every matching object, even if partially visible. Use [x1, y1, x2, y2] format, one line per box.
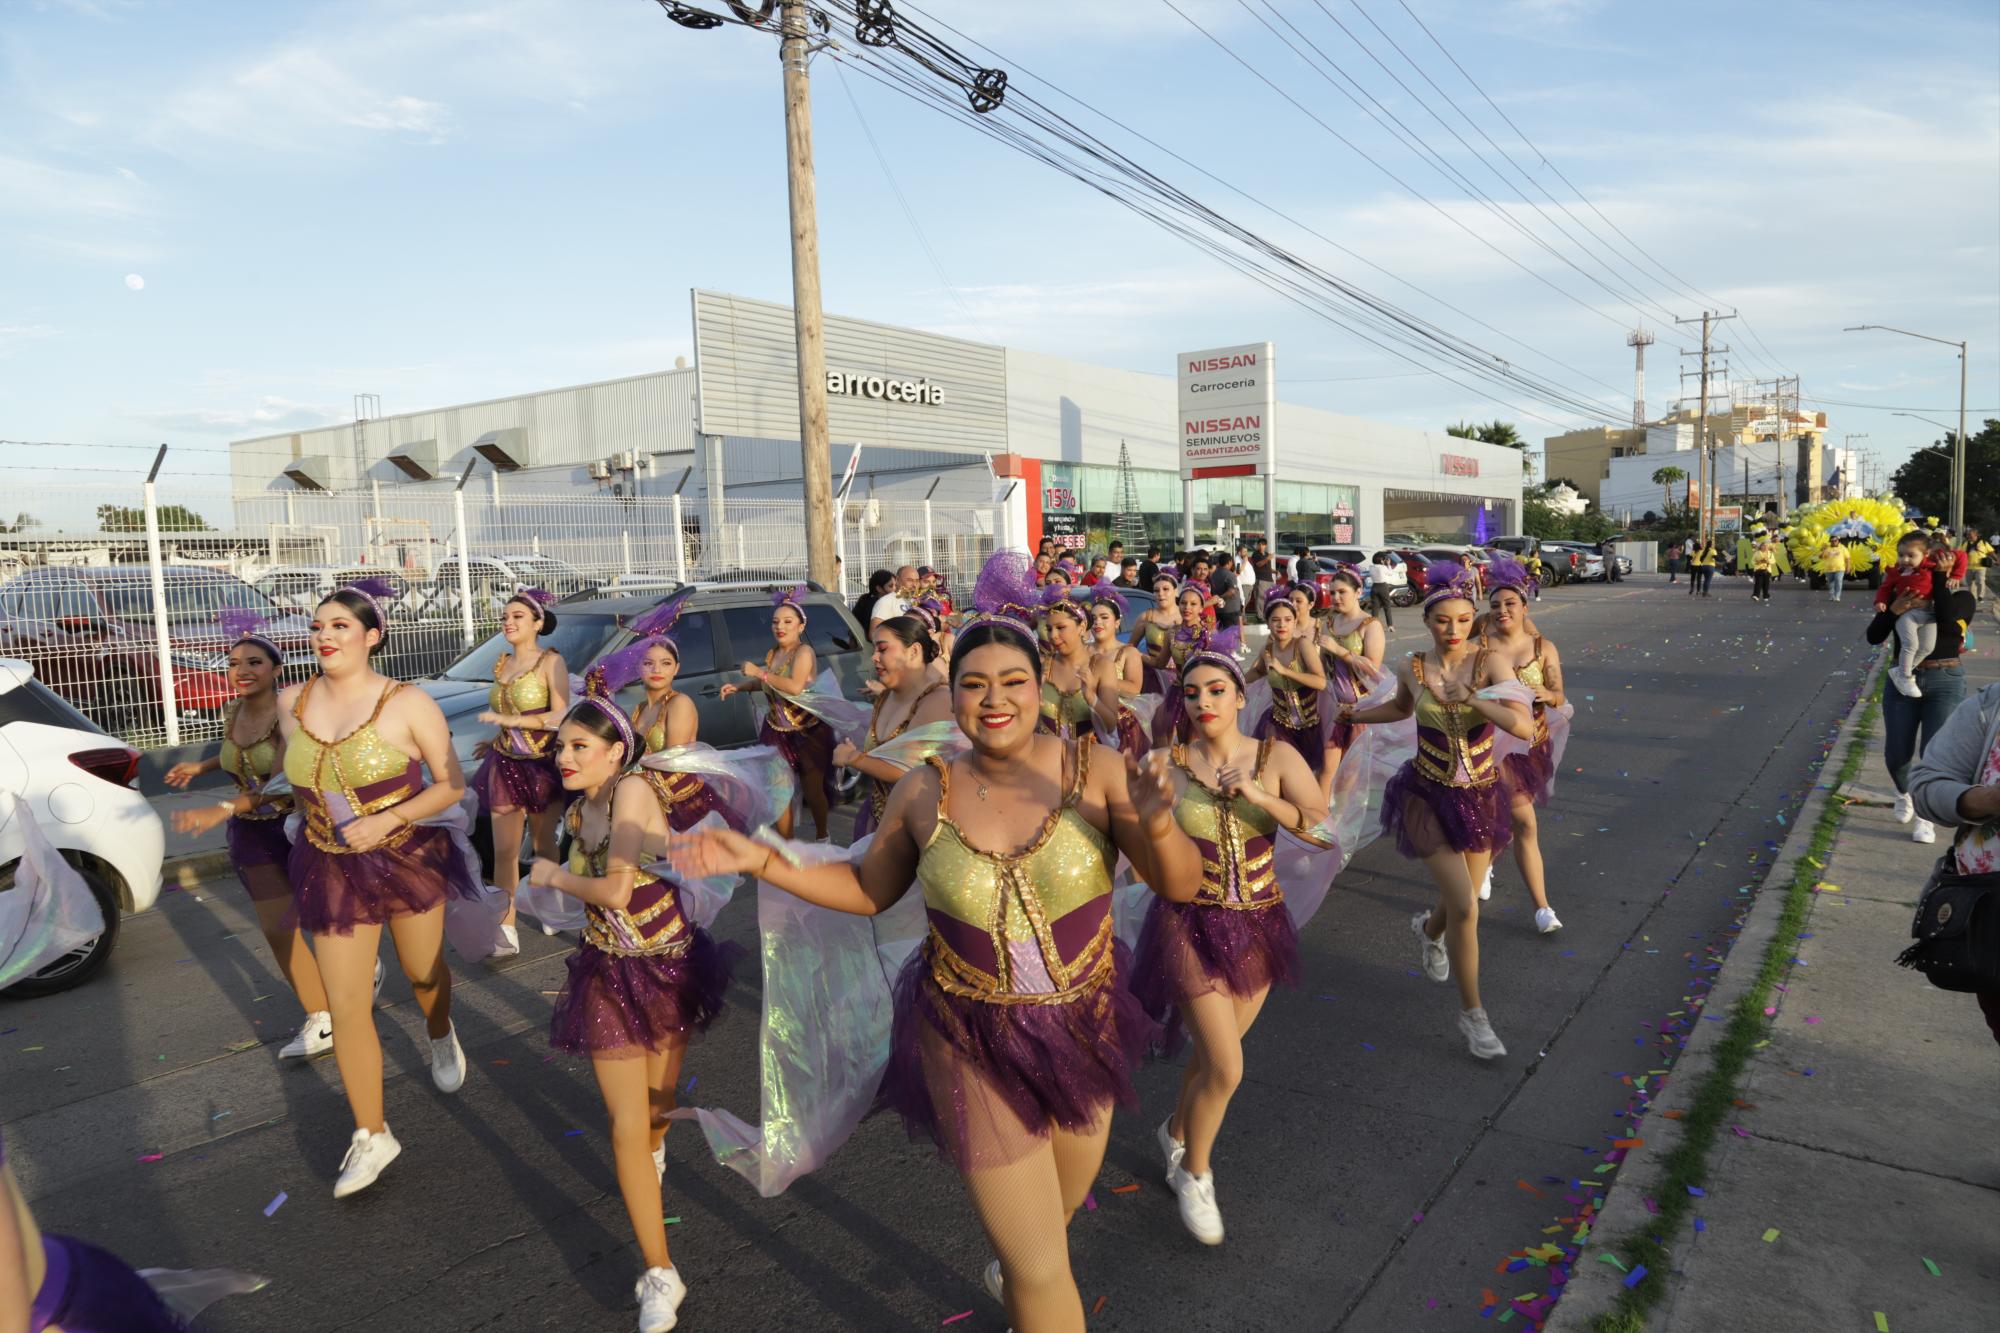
[150, 48, 453, 151]
[0, 153, 148, 220]
[123, 395, 344, 435]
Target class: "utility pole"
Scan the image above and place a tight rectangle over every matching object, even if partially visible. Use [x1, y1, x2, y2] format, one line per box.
[1676, 311, 1735, 540]
[780, 0, 837, 587]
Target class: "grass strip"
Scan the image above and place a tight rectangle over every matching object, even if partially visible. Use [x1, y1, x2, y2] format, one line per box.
[1593, 692, 1881, 1333]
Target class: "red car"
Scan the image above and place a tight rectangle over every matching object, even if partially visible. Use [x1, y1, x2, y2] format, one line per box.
[0, 567, 312, 739]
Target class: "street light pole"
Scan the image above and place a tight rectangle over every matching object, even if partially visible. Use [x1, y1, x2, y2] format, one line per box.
[1845, 324, 1969, 530]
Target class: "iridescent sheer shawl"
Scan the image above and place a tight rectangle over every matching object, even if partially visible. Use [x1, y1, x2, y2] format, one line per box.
[0, 790, 105, 987]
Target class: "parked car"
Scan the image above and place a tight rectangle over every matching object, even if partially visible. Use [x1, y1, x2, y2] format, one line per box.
[1542, 542, 1607, 581]
[414, 584, 871, 875]
[1485, 535, 1542, 559]
[494, 554, 597, 600]
[0, 657, 162, 995]
[427, 554, 596, 622]
[0, 567, 313, 738]
[254, 566, 415, 617]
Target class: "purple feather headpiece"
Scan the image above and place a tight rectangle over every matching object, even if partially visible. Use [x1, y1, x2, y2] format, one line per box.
[769, 585, 809, 624]
[1088, 584, 1128, 622]
[626, 587, 694, 648]
[1181, 624, 1245, 688]
[335, 575, 399, 626]
[1039, 583, 1088, 622]
[565, 695, 636, 767]
[908, 596, 945, 633]
[964, 549, 1042, 638]
[1485, 553, 1533, 601]
[217, 607, 283, 664]
[1261, 583, 1298, 618]
[509, 586, 555, 622]
[1421, 559, 1480, 612]
[1329, 563, 1367, 590]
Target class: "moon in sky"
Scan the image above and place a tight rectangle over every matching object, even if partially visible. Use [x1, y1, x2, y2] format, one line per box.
[124, 274, 145, 291]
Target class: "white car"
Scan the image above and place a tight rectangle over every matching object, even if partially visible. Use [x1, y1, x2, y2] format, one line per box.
[0, 657, 164, 995]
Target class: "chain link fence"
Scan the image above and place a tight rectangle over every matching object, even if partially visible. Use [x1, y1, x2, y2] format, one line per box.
[0, 481, 998, 750]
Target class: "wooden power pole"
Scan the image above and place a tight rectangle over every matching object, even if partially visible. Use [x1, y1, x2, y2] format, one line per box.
[1676, 310, 1734, 540]
[780, 0, 838, 588]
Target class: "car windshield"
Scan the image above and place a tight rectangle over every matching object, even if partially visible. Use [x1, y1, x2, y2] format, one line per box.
[97, 577, 278, 625]
[442, 615, 627, 681]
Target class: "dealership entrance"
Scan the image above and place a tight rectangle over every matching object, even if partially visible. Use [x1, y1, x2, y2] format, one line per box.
[1382, 491, 1513, 544]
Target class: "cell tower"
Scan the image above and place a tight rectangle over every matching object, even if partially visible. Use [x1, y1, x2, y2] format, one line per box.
[1625, 328, 1655, 426]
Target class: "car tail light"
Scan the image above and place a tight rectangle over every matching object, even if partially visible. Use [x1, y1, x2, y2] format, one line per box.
[70, 747, 140, 788]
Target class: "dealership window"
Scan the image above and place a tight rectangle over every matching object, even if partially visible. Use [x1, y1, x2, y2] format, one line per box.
[1051, 461, 1360, 552]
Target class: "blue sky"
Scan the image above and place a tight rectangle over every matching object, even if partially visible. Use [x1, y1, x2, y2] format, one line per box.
[2, 0, 1995, 498]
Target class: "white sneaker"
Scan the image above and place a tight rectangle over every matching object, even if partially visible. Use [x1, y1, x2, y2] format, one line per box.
[636, 1266, 687, 1333]
[1912, 818, 1937, 845]
[429, 1024, 466, 1093]
[1458, 1007, 1507, 1060]
[280, 1011, 333, 1060]
[1156, 1116, 1185, 1180]
[983, 1259, 1004, 1302]
[373, 956, 385, 1003]
[1169, 1163, 1225, 1245]
[1888, 668, 1922, 698]
[1478, 866, 1493, 901]
[492, 922, 521, 959]
[652, 1141, 666, 1183]
[1892, 792, 1915, 823]
[1534, 907, 1563, 935]
[332, 1126, 401, 1198]
[1412, 910, 1449, 982]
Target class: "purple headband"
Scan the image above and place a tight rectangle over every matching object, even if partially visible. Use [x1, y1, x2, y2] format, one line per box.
[1484, 553, 1533, 602]
[1179, 624, 1245, 689]
[1420, 559, 1480, 612]
[333, 575, 398, 628]
[567, 695, 637, 765]
[1088, 585, 1128, 621]
[509, 587, 555, 623]
[770, 585, 809, 625]
[217, 606, 283, 666]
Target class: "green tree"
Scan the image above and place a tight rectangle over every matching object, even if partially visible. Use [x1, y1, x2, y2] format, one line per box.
[1, 512, 39, 533]
[96, 503, 211, 532]
[1890, 419, 1999, 530]
[1522, 496, 1571, 540]
[1447, 419, 1533, 476]
[1651, 465, 1687, 514]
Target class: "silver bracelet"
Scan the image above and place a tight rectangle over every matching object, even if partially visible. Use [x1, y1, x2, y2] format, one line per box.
[215, 799, 236, 812]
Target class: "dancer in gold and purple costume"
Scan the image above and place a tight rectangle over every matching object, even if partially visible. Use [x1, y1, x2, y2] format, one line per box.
[720, 586, 846, 841]
[279, 579, 491, 1197]
[472, 588, 568, 957]
[676, 550, 1201, 1333]
[1313, 568, 1387, 804]
[165, 608, 338, 1059]
[1086, 585, 1154, 755]
[1342, 561, 1537, 1061]
[1480, 553, 1572, 934]
[1131, 625, 1328, 1246]
[1037, 586, 1125, 748]
[835, 614, 956, 840]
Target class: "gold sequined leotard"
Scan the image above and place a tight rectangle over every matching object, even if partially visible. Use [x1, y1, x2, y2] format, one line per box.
[1409, 655, 1500, 788]
[1514, 635, 1550, 747]
[915, 743, 1116, 1003]
[565, 772, 696, 957]
[1039, 672, 1095, 740]
[490, 653, 555, 759]
[284, 680, 423, 852]
[1172, 739, 1283, 909]
[630, 690, 682, 756]
[864, 679, 946, 827]
[220, 702, 289, 821]
[1266, 643, 1321, 730]
[762, 646, 815, 732]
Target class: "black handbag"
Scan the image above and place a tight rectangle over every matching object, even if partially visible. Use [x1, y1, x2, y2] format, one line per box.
[1896, 835, 2000, 993]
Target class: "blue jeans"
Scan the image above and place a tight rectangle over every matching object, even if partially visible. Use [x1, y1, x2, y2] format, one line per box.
[1882, 662, 1965, 794]
[1827, 571, 1845, 598]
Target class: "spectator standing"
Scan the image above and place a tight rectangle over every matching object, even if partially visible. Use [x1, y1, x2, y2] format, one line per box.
[1666, 541, 1683, 585]
[1868, 555, 1976, 844]
[1139, 546, 1162, 590]
[1820, 539, 1850, 601]
[1368, 551, 1397, 627]
[854, 568, 897, 628]
[1908, 681, 2000, 1045]
[1111, 557, 1139, 589]
[1601, 536, 1623, 582]
[1962, 528, 1991, 603]
[1293, 546, 1322, 584]
[1210, 556, 1243, 629]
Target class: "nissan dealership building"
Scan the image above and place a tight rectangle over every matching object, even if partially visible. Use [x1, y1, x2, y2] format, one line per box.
[230, 289, 1524, 553]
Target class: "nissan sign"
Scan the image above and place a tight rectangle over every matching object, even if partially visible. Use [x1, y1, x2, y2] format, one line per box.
[1177, 341, 1275, 480]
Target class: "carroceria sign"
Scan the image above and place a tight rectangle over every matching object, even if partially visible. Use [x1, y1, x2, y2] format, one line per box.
[1177, 342, 1275, 480]
[824, 371, 944, 406]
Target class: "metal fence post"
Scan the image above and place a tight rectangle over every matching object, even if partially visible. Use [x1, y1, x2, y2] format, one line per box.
[670, 494, 687, 583]
[142, 446, 181, 747]
[621, 530, 632, 579]
[924, 476, 939, 572]
[454, 462, 478, 646]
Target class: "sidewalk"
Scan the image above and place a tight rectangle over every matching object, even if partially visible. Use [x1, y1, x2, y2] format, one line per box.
[1554, 641, 2000, 1330]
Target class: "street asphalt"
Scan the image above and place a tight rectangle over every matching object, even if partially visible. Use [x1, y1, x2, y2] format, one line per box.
[2, 570, 1891, 1332]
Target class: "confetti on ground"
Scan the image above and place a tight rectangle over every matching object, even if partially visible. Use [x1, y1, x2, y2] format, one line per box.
[1091, 1296, 1108, 1315]
[225, 1040, 259, 1052]
[1874, 1314, 1890, 1332]
[563, 1129, 584, 1138]
[137, 1153, 163, 1163]
[1623, 1264, 1648, 1288]
[940, 1312, 971, 1326]
[1694, 1217, 1706, 1232]
[1110, 1183, 1140, 1194]
[1083, 1193, 1097, 1211]
[1687, 1185, 1706, 1197]
[1763, 1228, 1781, 1243]
[664, 1216, 681, 1225]
[263, 1191, 287, 1217]
[1597, 1254, 1627, 1272]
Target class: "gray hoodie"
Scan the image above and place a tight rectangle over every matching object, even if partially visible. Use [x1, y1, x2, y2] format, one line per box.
[1910, 682, 2000, 830]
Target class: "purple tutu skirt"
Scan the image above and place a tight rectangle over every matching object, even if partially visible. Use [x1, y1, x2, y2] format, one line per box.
[1327, 718, 1359, 752]
[1379, 764, 1513, 859]
[225, 816, 294, 907]
[472, 747, 561, 815]
[1140, 663, 1166, 696]
[881, 938, 1156, 1169]
[289, 824, 480, 935]
[33, 1234, 184, 1333]
[760, 715, 836, 806]
[1253, 710, 1326, 775]
[1129, 898, 1300, 1055]
[549, 929, 741, 1056]
[1503, 740, 1556, 807]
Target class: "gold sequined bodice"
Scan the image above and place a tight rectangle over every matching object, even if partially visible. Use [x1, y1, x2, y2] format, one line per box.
[1409, 655, 1498, 788]
[763, 646, 813, 731]
[1143, 619, 1169, 652]
[490, 653, 555, 758]
[1039, 676, 1094, 737]
[1514, 636, 1550, 743]
[219, 703, 287, 821]
[631, 691, 680, 755]
[1173, 741, 1281, 908]
[285, 679, 423, 851]
[564, 773, 692, 958]
[916, 744, 1115, 1002]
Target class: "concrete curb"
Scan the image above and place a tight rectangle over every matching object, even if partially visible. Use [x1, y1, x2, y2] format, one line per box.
[1544, 659, 1883, 1331]
[164, 849, 234, 889]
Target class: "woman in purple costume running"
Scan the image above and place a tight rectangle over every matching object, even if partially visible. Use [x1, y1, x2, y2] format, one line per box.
[526, 697, 742, 1333]
[1480, 554, 1569, 935]
[1086, 586, 1151, 755]
[279, 582, 482, 1198]
[1314, 568, 1387, 805]
[1341, 561, 1537, 1061]
[473, 589, 569, 957]
[1245, 586, 1329, 772]
[720, 587, 834, 841]
[675, 550, 1202, 1333]
[165, 610, 337, 1060]
[1131, 629, 1327, 1248]
[834, 616, 953, 841]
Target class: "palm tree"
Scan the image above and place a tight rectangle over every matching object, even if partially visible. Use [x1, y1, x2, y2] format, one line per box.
[1447, 419, 1532, 476]
[1652, 465, 1687, 513]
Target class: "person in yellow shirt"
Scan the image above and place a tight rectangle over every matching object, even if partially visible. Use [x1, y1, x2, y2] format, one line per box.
[1749, 539, 1778, 603]
[1965, 528, 1992, 604]
[1819, 539, 1851, 602]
